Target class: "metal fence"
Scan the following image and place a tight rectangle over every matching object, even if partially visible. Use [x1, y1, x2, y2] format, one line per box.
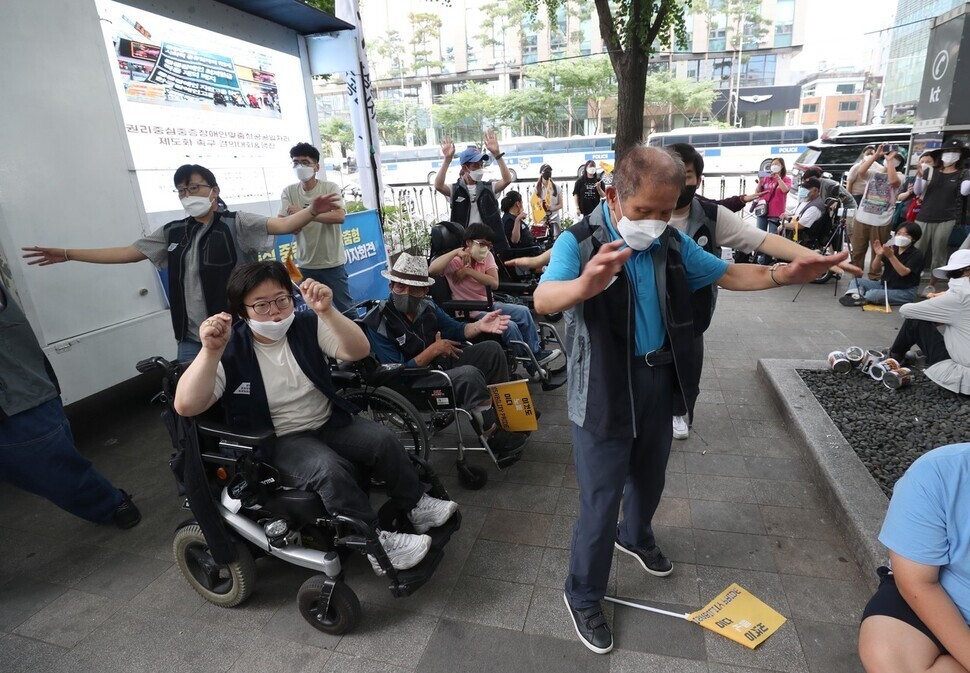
[377, 174, 757, 258]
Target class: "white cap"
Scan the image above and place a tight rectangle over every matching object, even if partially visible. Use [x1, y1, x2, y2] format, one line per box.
[933, 248, 970, 278]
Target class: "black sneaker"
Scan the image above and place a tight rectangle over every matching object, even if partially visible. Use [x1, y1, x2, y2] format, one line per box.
[563, 593, 613, 654]
[113, 490, 141, 529]
[614, 533, 672, 577]
[839, 293, 865, 307]
[488, 429, 528, 455]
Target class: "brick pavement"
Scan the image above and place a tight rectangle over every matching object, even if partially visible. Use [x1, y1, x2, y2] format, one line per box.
[0, 280, 905, 673]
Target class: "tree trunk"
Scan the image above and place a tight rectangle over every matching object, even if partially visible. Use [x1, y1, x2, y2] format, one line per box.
[613, 50, 648, 164]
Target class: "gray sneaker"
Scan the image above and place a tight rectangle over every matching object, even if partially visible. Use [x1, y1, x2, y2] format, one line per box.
[408, 493, 458, 534]
[368, 530, 432, 575]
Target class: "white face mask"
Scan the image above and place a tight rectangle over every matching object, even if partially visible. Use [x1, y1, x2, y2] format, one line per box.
[181, 195, 213, 218]
[894, 235, 912, 248]
[470, 244, 490, 262]
[294, 165, 316, 182]
[247, 312, 295, 341]
[586, 167, 597, 176]
[468, 169, 485, 182]
[612, 198, 667, 251]
[770, 164, 782, 174]
[942, 152, 961, 166]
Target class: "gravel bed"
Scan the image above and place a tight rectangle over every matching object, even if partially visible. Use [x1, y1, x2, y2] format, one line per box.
[799, 368, 970, 497]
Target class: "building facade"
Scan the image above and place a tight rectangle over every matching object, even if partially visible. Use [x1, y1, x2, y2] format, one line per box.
[317, 0, 807, 143]
[796, 72, 870, 127]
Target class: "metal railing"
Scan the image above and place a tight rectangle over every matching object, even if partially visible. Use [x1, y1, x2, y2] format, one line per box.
[375, 175, 757, 258]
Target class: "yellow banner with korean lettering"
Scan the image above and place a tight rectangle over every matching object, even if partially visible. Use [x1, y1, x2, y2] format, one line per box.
[688, 584, 787, 649]
[487, 379, 538, 432]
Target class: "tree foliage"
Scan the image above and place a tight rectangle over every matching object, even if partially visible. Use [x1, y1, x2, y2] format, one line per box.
[409, 13, 444, 75]
[433, 84, 503, 138]
[319, 117, 353, 156]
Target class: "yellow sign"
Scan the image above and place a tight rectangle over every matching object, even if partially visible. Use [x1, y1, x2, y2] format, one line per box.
[487, 379, 538, 432]
[688, 583, 787, 650]
[530, 193, 547, 224]
[862, 304, 893, 314]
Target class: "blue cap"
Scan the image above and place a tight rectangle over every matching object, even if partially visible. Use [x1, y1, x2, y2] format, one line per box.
[458, 146, 489, 165]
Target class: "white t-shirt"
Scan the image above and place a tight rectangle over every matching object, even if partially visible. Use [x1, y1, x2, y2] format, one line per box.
[539, 180, 562, 223]
[668, 204, 767, 253]
[793, 201, 824, 228]
[466, 183, 483, 225]
[213, 318, 342, 436]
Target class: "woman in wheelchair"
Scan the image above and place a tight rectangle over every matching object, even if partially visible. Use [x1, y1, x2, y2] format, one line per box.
[174, 261, 458, 574]
[363, 253, 531, 462]
[428, 223, 560, 370]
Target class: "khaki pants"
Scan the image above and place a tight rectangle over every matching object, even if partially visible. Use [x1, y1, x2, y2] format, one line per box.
[850, 221, 891, 279]
[915, 219, 957, 283]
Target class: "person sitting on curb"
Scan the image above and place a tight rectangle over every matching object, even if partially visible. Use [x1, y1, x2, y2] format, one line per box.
[859, 442, 970, 673]
[174, 261, 458, 574]
[888, 249, 970, 395]
[0, 281, 140, 530]
[428, 223, 560, 370]
[840, 222, 925, 307]
[362, 253, 530, 464]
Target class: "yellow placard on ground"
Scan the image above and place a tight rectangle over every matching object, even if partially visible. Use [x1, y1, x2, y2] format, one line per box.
[487, 379, 539, 432]
[688, 583, 787, 649]
[862, 304, 893, 314]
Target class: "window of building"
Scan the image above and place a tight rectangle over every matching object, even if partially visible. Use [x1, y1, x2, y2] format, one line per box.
[550, 6, 568, 58]
[676, 14, 694, 52]
[522, 18, 538, 65]
[836, 120, 855, 127]
[802, 103, 818, 113]
[836, 83, 857, 94]
[580, 17, 592, 56]
[741, 54, 776, 86]
[686, 59, 700, 81]
[839, 101, 859, 112]
[774, 0, 795, 48]
[708, 2, 727, 52]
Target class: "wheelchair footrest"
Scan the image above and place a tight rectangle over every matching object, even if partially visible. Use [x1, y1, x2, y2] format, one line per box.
[386, 511, 461, 598]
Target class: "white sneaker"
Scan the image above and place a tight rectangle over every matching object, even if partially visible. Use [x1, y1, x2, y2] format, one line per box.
[672, 415, 689, 440]
[408, 493, 458, 534]
[368, 530, 432, 575]
[537, 348, 561, 365]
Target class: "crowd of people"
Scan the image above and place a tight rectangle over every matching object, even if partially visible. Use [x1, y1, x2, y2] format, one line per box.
[6, 130, 970, 661]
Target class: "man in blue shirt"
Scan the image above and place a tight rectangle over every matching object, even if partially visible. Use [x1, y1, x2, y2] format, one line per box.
[534, 145, 847, 655]
[362, 253, 528, 462]
[860, 443, 970, 672]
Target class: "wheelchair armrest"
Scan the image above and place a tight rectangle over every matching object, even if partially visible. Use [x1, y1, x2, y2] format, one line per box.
[497, 281, 537, 294]
[441, 299, 492, 314]
[196, 420, 276, 448]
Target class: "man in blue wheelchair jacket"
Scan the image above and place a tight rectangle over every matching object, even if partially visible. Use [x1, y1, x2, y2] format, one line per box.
[174, 261, 458, 574]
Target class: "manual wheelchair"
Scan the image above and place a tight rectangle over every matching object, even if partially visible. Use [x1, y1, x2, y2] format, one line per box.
[137, 355, 460, 636]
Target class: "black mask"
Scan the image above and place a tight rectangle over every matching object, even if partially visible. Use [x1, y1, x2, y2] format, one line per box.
[391, 292, 424, 315]
[542, 170, 552, 179]
[676, 184, 697, 210]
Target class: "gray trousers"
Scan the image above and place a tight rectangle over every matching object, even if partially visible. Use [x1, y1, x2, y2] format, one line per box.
[412, 340, 509, 411]
[915, 219, 957, 278]
[273, 415, 423, 525]
[566, 364, 674, 609]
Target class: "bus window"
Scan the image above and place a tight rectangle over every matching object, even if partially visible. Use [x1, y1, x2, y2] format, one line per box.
[416, 148, 438, 159]
[719, 132, 751, 147]
[783, 130, 806, 144]
[690, 133, 720, 147]
[751, 131, 783, 145]
[661, 134, 690, 147]
[593, 138, 612, 148]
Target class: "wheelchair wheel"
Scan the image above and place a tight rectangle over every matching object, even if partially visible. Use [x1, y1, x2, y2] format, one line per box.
[339, 386, 431, 460]
[297, 575, 360, 635]
[173, 524, 255, 608]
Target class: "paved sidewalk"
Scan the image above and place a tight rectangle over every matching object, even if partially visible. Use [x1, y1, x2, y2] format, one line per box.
[0, 279, 905, 673]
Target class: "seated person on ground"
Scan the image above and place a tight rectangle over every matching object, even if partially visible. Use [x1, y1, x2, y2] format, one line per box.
[362, 253, 530, 460]
[501, 191, 536, 250]
[428, 224, 559, 367]
[780, 177, 827, 233]
[840, 222, 925, 307]
[859, 442, 970, 673]
[889, 249, 970, 395]
[174, 261, 458, 574]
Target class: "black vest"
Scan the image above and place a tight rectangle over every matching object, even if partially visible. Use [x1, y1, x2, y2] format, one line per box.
[363, 299, 440, 362]
[450, 181, 508, 252]
[164, 211, 240, 340]
[568, 220, 699, 437]
[219, 313, 357, 449]
[686, 199, 720, 335]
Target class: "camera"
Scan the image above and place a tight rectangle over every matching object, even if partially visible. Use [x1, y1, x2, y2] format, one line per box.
[882, 143, 897, 153]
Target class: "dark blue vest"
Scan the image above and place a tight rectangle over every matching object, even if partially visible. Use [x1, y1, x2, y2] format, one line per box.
[220, 312, 357, 443]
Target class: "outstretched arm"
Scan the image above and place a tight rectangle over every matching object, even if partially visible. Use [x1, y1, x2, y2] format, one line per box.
[22, 245, 147, 266]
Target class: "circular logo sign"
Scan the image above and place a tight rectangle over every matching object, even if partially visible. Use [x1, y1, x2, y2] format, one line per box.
[933, 50, 949, 81]
[697, 235, 709, 247]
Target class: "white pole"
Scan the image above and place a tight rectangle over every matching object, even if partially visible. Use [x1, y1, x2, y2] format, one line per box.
[885, 280, 890, 312]
[604, 596, 692, 620]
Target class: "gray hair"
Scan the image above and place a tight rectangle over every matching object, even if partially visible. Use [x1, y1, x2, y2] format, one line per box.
[611, 145, 686, 200]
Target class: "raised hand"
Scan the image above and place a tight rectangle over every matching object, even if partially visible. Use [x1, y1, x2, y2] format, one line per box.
[200, 313, 233, 351]
[579, 239, 632, 299]
[310, 193, 341, 215]
[300, 278, 333, 314]
[475, 309, 510, 335]
[484, 130, 501, 156]
[441, 136, 455, 160]
[872, 239, 885, 257]
[22, 246, 68, 266]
